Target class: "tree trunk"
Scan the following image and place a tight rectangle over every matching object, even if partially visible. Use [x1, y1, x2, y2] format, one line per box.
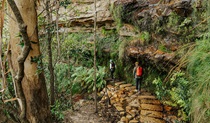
[46, 0, 55, 106]
[8, 0, 51, 122]
[94, 0, 98, 113]
[56, 0, 61, 60]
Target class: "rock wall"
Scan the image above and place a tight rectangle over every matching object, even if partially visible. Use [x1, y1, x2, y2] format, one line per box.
[55, 0, 117, 32]
[113, 0, 194, 70]
[39, 0, 199, 70]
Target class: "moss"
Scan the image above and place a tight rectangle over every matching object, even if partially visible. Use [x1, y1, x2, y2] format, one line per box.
[139, 31, 151, 45]
[158, 44, 170, 53]
[101, 26, 116, 36]
[110, 3, 123, 32]
[167, 12, 182, 29]
[118, 39, 128, 61]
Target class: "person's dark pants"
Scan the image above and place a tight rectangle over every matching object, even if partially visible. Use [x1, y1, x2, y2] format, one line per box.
[136, 77, 142, 91]
[110, 69, 115, 79]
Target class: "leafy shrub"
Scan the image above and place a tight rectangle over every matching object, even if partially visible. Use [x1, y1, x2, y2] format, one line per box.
[139, 31, 151, 44]
[187, 38, 210, 123]
[71, 66, 106, 93]
[51, 100, 65, 122]
[54, 63, 79, 95]
[152, 71, 190, 121]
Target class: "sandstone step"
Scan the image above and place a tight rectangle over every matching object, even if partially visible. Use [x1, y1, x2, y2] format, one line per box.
[120, 116, 128, 123]
[141, 99, 161, 105]
[115, 106, 124, 112]
[115, 81, 126, 86]
[138, 95, 157, 100]
[129, 119, 138, 123]
[129, 99, 140, 107]
[141, 104, 163, 111]
[125, 86, 136, 90]
[140, 92, 152, 96]
[107, 85, 115, 90]
[141, 110, 163, 118]
[120, 84, 132, 88]
[140, 116, 166, 123]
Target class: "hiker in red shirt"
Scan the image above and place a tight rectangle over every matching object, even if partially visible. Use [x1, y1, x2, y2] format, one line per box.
[133, 62, 143, 93]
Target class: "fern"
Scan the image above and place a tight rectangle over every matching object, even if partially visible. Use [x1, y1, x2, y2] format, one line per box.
[71, 66, 106, 93]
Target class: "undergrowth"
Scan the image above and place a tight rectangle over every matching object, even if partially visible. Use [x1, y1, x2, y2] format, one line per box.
[152, 71, 190, 121]
[187, 38, 210, 123]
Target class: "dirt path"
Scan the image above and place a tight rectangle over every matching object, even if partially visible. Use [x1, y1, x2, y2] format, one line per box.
[64, 81, 180, 123]
[63, 100, 109, 123]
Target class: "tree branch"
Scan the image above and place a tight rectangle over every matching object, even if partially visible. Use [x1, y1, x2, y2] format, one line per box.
[7, 0, 31, 122]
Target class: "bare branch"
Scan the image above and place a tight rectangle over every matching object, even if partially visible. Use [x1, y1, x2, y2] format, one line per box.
[7, 0, 31, 122]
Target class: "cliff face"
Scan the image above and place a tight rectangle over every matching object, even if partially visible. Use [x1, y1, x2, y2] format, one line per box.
[56, 0, 117, 32]
[114, 0, 194, 70]
[53, 0, 199, 71]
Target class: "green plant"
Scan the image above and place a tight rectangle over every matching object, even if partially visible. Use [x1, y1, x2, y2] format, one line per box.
[71, 66, 106, 93]
[54, 63, 76, 94]
[110, 3, 123, 31]
[187, 38, 210, 123]
[59, 33, 94, 67]
[158, 44, 170, 53]
[118, 40, 128, 60]
[167, 12, 181, 30]
[59, 0, 71, 9]
[51, 100, 65, 122]
[152, 71, 190, 121]
[139, 31, 151, 44]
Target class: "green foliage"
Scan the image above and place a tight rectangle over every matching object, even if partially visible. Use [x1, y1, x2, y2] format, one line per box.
[187, 38, 210, 123]
[110, 3, 123, 31]
[54, 63, 77, 94]
[51, 100, 65, 122]
[0, 74, 18, 120]
[139, 31, 151, 44]
[101, 27, 116, 36]
[71, 66, 106, 93]
[96, 32, 120, 65]
[144, 66, 161, 88]
[158, 44, 171, 53]
[118, 40, 128, 60]
[60, 33, 93, 67]
[152, 71, 190, 121]
[60, 0, 71, 9]
[179, 18, 192, 27]
[167, 12, 181, 29]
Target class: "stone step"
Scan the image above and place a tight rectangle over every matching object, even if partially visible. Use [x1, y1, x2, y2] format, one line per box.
[115, 106, 124, 112]
[115, 81, 125, 86]
[140, 116, 166, 123]
[141, 110, 163, 118]
[107, 85, 114, 90]
[138, 95, 157, 100]
[120, 84, 132, 88]
[125, 86, 136, 90]
[141, 104, 163, 111]
[141, 99, 161, 105]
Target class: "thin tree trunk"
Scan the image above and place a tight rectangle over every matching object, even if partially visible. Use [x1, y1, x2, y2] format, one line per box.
[55, 0, 60, 97]
[94, 0, 98, 113]
[0, 0, 6, 93]
[8, 0, 51, 122]
[46, 0, 55, 106]
[7, 1, 30, 122]
[56, 0, 61, 60]
[68, 57, 74, 110]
